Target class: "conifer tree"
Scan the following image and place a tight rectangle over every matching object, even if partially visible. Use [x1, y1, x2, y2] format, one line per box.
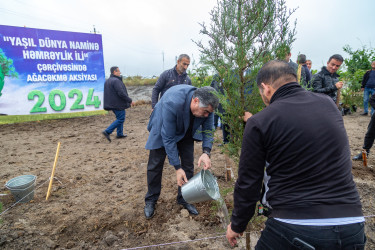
[195, 0, 296, 162]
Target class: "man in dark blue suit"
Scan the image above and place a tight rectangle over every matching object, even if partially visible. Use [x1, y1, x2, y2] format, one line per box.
[144, 85, 219, 219]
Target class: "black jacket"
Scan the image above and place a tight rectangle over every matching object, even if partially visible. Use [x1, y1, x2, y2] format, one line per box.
[231, 82, 362, 233]
[151, 66, 191, 108]
[103, 75, 132, 110]
[299, 64, 311, 87]
[311, 66, 340, 101]
[361, 70, 375, 88]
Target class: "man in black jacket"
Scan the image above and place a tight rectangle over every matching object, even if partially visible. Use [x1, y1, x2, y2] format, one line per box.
[102, 66, 133, 142]
[311, 54, 344, 102]
[359, 61, 375, 116]
[151, 54, 192, 109]
[226, 60, 365, 249]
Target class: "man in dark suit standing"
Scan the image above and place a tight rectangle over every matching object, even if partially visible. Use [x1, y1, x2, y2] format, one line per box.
[144, 85, 219, 219]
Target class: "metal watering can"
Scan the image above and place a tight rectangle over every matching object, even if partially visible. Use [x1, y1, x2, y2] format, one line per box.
[181, 170, 220, 203]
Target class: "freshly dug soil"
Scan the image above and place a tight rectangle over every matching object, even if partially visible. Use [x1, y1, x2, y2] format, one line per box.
[0, 99, 374, 249]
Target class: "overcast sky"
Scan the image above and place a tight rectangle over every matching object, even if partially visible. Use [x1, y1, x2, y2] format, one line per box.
[1, 0, 374, 77]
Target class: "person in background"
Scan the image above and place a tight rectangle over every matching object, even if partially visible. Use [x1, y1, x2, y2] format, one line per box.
[144, 85, 219, 219]
[210, 74, 222, 129]
[306, 59, 312, 73]
[210, 73, 230, 144]
[296, 54, 311, 87]
[226, 60, 365, 249]
[285, 47, 298, 72]
[151, 54, 192, 109]
[353, 92, 375, 160]
[359, 61, 375, 116]
[311, 54, 344, 102]
[102, 66, 133, 142]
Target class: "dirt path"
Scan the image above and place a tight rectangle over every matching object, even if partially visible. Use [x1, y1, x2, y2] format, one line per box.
[0, 104, 374, 249]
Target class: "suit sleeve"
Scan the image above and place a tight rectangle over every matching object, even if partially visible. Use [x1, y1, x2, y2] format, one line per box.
[152, 71, 167, 108]
[231, 118, 265, 233]
[161, 103, 180, 167]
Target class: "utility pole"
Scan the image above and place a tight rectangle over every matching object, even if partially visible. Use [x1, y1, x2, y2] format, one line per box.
[162, 51, 164, 71]
[91, 25, 99, 34]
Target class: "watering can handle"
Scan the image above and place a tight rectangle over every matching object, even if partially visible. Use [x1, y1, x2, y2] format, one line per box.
[202, 169, 206, 185]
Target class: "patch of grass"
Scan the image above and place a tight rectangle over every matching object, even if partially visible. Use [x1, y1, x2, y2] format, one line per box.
[133, 100, 151, 106]
[0, 110, 108, 125]
[123, 76, 158, 86]
[220, 187, 233, 197]
[247, 202, 267, 231]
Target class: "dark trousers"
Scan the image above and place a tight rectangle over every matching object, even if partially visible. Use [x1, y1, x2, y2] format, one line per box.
[222, 123, 230, 144]
[214, 113, 219, 128]
[363, 113, 375, 151]
[145, 137, 194, 204]
[255, 218, 366, 250]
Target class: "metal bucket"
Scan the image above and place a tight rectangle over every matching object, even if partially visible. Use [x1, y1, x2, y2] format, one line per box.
[5, 175, 37, 203]
[181, 170, 220, 203]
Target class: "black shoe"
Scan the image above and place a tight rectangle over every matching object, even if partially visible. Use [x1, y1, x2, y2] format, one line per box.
[144, 203, 155, 219]
[352, 151, 369, 161]
[181, 203, 199, 215]
[360, 112, 368, 116]
[352, 153, 363, 161]
[116, 134, 127, 139]
[102, 131, 111, 142]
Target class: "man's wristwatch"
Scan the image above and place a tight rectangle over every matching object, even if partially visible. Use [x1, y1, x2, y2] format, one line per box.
[203, 151, 211, 158]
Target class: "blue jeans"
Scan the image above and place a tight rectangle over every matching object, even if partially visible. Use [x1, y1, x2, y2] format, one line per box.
[105, 109, 125, 136]
[255, 218, 366, 249]
[363, 87, 375, 114]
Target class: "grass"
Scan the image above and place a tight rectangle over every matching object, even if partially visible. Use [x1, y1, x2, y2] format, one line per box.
[0, 110, 108, 125]
[123, 76, 158, 86]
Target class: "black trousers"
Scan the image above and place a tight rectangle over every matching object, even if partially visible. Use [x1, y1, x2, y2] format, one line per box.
[145, 137, 194, 204]
[222, 122, 230, 144]
[363, 113, 375, 151]
[213, 113, 219, 128]
[255, 218, 365, 249]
